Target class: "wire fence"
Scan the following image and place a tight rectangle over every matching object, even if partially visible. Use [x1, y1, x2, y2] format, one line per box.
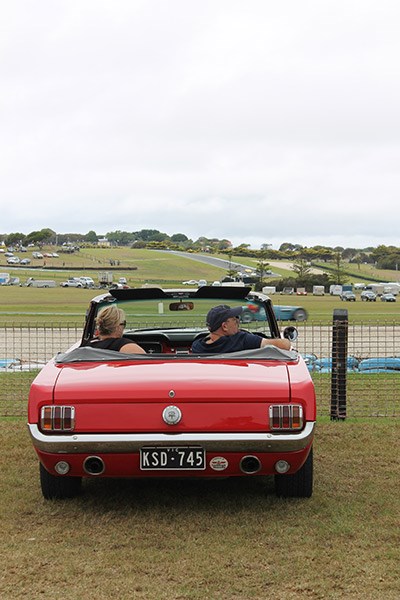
[1, 320, 399, 418]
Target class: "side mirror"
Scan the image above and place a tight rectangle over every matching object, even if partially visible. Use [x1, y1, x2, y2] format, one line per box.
[283, 326, 298, 341]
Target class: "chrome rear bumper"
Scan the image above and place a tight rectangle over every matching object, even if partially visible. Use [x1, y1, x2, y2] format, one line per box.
[28, 422, 315, 454]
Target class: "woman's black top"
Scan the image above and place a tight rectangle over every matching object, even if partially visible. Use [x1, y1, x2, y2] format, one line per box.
[90, 337, 133, 351]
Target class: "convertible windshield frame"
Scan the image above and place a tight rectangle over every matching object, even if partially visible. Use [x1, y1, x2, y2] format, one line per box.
[81, 286, 281, 346]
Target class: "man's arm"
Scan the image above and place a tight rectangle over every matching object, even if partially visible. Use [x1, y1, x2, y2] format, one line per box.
[260, 337, 291, 350]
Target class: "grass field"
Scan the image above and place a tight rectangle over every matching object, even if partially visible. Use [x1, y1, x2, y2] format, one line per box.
[1, 418, 399, 600]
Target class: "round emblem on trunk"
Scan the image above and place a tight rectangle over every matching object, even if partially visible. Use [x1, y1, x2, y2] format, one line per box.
[162, 405, 182, 425]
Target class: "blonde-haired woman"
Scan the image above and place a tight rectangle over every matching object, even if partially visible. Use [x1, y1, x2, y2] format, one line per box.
[91, 305, 145, 354]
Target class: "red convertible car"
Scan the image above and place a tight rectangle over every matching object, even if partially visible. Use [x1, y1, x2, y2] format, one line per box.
[28, 286, 316, 499]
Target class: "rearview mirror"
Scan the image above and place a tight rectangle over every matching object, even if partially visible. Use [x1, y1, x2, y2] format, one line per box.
[169, 302, 194, 311]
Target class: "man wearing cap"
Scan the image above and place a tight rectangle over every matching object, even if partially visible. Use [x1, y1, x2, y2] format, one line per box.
[191, 304, 291, 353]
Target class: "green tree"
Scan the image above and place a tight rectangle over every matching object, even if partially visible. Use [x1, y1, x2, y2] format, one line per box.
[170, 233, 188, 243]
[85, 230, 98, 243]
[25, 228, 56, 245]
[291, 257, 312, 279]
[106, 230, 135, 245]
[255, 251, 271, 288]
[133, 229, 169, 242]
[329, 252, 348, 285]
[4, 232, 26, 246]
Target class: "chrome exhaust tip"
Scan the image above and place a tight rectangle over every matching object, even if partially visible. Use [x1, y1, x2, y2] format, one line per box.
[83, 456, 105, 476]
[240, 455, 261, 474]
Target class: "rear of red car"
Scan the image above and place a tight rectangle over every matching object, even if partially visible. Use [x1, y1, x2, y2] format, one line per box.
[28, 352, 316, 499]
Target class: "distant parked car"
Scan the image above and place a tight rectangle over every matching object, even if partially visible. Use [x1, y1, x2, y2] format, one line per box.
[7, 256, 20, 264]
[182, 280, 198, 285]
[340, 291, 356, 302]
[32, 252, 44, 259]
[197, 279, 207, 287]
[281, 287, 295, 295]
[380, 293, 396, 302]
[360, 291, 377, 302]
[79, 277, 95, 288]
[5, 252, 14, 257]
[60, 278, 84, 288]
[20, 258, 31, 265]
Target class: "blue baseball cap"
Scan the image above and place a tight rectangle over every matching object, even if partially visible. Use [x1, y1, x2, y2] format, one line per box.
[206, 304, 243, 332]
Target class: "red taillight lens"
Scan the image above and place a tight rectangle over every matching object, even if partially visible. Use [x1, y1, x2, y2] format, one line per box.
[271, 406, 281, 429]
[269, 405, 303, 430]
[40, 406, 75, 431]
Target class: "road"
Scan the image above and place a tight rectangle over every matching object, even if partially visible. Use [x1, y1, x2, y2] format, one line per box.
[158, 251, 326, 278]
[158, 250, 281, 277]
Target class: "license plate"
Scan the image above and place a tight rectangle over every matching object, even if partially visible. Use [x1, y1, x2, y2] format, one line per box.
[140, 446, 205, 470]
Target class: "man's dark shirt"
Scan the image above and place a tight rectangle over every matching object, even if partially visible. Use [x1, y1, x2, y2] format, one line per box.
[191, 330, 262, 353]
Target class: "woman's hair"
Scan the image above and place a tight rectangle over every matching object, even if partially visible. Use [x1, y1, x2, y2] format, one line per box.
[95, 305, 126, 336]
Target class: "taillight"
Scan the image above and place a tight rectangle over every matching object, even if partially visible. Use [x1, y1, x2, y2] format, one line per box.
[40, 406, 75, 431]
[269, 405, 303, 430]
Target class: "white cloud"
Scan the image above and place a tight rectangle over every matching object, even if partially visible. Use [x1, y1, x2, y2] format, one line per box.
[1, 0, 400, 249]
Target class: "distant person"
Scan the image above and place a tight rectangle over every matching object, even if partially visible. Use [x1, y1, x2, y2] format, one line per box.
[91, 305, 146, 353]
[191, 304, 291, 353]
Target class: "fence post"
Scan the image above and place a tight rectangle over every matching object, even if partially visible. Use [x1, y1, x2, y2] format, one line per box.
[330, 308, 348, 420]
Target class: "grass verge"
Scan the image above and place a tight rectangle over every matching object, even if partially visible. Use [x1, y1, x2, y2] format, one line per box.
[0, 420, 399, 599]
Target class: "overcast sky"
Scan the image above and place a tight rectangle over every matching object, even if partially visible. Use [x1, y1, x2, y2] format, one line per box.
[1, 0, 399, 249]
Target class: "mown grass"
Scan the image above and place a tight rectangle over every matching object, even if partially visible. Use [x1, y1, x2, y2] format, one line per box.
[0, 419, 399, 599]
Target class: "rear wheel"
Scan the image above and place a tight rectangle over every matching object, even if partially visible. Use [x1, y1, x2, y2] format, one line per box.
[40, 463, 82, 499]
[293, 309, 307, 322]
[240, 311, 253, 323]
[275, 447, 313, 498]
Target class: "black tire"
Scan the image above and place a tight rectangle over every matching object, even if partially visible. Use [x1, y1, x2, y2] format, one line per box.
[275, 447, 313, 498]
[293, 309, 307, 322]
[240, 311, 253, 324]
[40, 463, 82, 499]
